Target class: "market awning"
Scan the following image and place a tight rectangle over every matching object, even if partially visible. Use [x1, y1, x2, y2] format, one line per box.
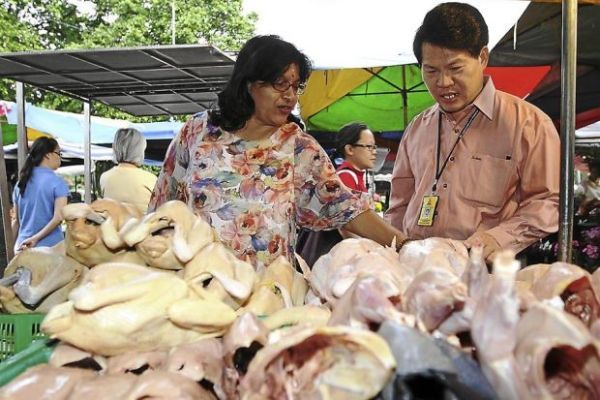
[0, 45, 235, 116]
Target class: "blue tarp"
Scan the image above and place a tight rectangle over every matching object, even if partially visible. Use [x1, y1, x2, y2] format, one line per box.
[3, 101, 183, 144]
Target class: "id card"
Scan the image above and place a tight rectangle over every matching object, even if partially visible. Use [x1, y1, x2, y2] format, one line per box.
[417, 195, 439, 226]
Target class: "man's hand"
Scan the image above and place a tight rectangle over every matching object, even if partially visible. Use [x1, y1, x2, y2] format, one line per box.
[464, 231, 501, 263]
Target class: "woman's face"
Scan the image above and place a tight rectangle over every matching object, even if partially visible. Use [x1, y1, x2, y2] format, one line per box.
[345, 129, 377, 170]
[46, 147, 62, 170]
[249, 63, 301, 129]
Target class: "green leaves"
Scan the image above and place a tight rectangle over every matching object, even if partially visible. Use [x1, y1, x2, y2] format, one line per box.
[0, 0, 256, 120]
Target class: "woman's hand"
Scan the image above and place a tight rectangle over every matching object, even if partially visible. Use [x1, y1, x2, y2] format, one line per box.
[19, 236, 39, 250]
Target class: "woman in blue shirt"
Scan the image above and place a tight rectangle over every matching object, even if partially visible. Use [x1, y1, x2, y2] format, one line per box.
[12, 137, 69, 252]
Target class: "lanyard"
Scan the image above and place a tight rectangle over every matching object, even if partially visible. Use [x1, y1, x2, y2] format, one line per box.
[432, 108, 480, 193]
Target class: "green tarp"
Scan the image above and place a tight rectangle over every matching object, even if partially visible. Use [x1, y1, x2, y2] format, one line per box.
[306, 65, 435, 133]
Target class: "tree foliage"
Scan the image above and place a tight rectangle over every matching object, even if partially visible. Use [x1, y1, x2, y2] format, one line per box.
[0, 0, 256, 120]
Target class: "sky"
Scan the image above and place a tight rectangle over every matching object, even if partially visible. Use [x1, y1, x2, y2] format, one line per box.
[243, 0, 529, 69]
[68, 0, 529, 69]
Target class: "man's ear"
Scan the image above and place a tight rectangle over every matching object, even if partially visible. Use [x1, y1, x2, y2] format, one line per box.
[479, 46, 489, 69]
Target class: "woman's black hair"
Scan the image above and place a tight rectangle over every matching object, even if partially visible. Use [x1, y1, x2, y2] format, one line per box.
[209, 35, 312, 132]
[335, 122, 369, 159]
[413, 2, 488, 65]
[17, 137, 59, 195]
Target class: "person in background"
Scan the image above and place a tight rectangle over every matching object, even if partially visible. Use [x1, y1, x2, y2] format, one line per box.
[335, 122, 377, 193]
[385, 2, 559, 262]
[297, 122, 378, 266]
[12, 137, 69, 252]
[149, 35, 408, 270]
[578, 159, 600, 217]
[100, 128, 157, 214]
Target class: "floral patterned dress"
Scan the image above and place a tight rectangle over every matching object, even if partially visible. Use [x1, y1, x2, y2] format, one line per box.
[149, 112, 370, 270]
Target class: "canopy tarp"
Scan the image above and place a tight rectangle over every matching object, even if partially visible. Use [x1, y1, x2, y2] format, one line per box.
[300, 65, 549, 134]
[301, 65, 433, 133]
[489, 2, 600, 126]
[1, 101, 183, 145]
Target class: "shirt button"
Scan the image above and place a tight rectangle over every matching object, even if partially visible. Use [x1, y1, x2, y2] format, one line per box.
[449, 156, 455, 162]
[443, 183, 448, 188]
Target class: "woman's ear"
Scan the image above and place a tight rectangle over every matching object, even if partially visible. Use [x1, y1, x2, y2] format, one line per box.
[344, 144, 354, 157]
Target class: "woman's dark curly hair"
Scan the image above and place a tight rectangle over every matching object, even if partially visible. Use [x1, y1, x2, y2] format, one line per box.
[413, 2, 488, 65]
[209, 35, 312, 132]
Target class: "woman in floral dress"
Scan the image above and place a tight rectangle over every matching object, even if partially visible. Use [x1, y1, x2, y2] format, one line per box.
[149, 35, 408, 270]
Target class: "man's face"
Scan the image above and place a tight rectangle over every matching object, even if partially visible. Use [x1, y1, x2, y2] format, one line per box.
[421, 43, 488, 114]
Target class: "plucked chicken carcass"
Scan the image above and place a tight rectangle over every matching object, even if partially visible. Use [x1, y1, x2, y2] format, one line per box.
[42, 263, 237, 356]
[222, 313, 270, 400]
[184, 242, 256, 310]
[242, 256, 307, 316]
[122, 200, 215, 270]
[517, 262, 600, 328]
[0, 364, 97, 400]
[514, 303, 600, 399]
[437, 246, 490, 335]
[470, 251, 530, 399]
[0, 247, 87, 313]
[165, 338, 225, 399]
[309, 238, 412, 306]
[399, 239, 471, 332]
[1, 364, 217, 400]
[328, 275, 419, 331]
[240, 325, 396, 400]
[63, 200, 145, 267]
[49, 343, 107, 372]
[397, 237, 470, 277]
[106, 350, 168, 375]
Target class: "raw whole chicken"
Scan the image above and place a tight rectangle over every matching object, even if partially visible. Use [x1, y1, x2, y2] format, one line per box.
[517, 262, 600, 327]
[0, 247, 87, 313]
[309, 238, 412, 306]
[184, 242, 256, 310]
[240, 325, 396, 399]
[42, 263, 237, 356]
[0, 364, 217, 400]
[222, 313, 270, 399]
[165, 338, 225, 399]
[328, 275, 419, 331]
[0, 364, 96, 400]
[398, 237, 470, 276]
[514, 303, 600, 399]
[49, 343, 107, 371]
[62, 200, 145, 267]
[470, 251, 530, 399]
[122, 200, 215, 270]
[242, 255, 307, 316]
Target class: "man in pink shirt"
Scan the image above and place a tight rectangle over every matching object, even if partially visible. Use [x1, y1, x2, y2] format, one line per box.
[385, 2, 560, 262]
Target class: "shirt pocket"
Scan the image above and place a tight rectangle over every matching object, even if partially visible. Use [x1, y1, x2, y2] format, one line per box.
[461, 153, 516, 208]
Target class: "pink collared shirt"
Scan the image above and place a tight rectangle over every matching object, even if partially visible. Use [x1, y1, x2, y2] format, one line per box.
[385, 77, 560, 253]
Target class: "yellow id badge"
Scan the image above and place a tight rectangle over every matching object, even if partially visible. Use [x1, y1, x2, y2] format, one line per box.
[417, 195, 439, 226]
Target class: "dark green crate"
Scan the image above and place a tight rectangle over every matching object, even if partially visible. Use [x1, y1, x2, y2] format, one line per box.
[0, 314, 46, 362]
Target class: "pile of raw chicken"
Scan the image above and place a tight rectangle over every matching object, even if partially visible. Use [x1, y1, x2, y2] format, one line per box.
[1, 199, 599, 399]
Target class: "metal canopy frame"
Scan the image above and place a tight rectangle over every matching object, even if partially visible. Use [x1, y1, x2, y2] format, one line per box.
[0, 45, 235, 116]
[0, 45, 234, 264]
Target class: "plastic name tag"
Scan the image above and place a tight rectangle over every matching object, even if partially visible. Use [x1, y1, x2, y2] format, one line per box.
[417, 195, 439, 226]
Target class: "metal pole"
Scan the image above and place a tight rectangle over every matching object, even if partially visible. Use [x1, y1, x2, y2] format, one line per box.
[557, 0, 577, 262]
[16, 82, 27, 172]
[171, 1, 176, 45]
[0, 123, 14, 266]
[83, 101, 92, 204]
